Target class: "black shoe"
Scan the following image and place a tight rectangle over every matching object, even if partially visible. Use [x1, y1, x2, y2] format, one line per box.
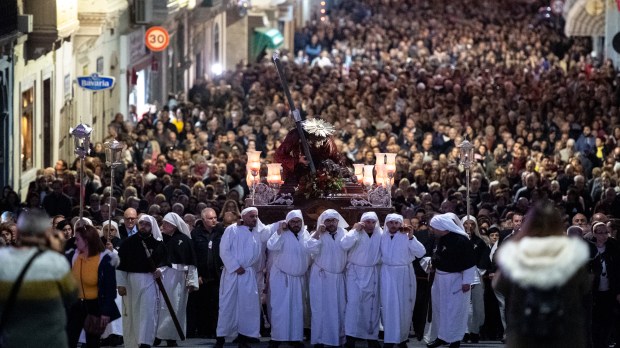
[469, 333, 479, 343]
[166, 340, 179, 347]
[367, 340, 381, 348]
[383, 344, 395, 348]
[268, 340, 281, 348]
[398, 342, 408, 348]
[154, 338, 162, 346]
[426, 338, 447, 348]
[314, 345, 324, 348]
[448, 342, 460, 348]
[292, 341, 305, 348]
[140, 345, 152, 348]
[462, 333, 470, 343]
[215, 337, 226, 348]
[345, 336, 356, 348]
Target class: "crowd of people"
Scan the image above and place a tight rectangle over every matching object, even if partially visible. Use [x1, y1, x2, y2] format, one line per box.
[1, 0, 620, 346]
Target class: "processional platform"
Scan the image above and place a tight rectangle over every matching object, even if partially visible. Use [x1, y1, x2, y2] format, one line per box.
[248, 184, 394, 230]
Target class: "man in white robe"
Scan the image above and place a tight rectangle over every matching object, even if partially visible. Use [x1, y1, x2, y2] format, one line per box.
[380, 213, 426, 348]
[116, 214, 168, 348]
[341, 212, 383, 348]
[267, 210, 311, 348]
[304, 209, 348, 348]
[426, 213, 476, 348]
[215, 207, 271, 348]
[156, 212, 199, 346]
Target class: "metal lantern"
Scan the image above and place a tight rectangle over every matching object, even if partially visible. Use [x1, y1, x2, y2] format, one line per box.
[71, 123, 93, 158]
[458, 139, 475, 218]
[70, 123, 93, 220]
[458, 140, 475, 170]
[104, 140, 124, 239]
[104, 140, 124, 167]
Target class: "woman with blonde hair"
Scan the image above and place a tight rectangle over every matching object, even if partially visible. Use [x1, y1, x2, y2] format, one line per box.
[493, 203, 590, 347]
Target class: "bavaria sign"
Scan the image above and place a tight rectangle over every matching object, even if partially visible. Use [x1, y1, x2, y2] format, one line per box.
[77, 73, 116, 91]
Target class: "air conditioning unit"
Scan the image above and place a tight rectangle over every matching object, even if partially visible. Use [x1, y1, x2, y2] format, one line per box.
[18, 14, 33, 34]
[135, 0, 153, 24]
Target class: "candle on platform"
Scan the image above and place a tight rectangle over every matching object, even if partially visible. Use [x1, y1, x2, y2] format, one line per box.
[363, 165, 374, 187]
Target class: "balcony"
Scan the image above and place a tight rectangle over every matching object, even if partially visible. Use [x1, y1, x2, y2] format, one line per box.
[23, 0, 80, 60]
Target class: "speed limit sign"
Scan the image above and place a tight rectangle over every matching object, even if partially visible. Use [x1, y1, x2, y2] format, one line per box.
[145, 26, 170, 52]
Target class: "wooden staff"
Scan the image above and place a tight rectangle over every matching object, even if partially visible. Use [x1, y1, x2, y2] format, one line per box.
[141, 240, 185, 341]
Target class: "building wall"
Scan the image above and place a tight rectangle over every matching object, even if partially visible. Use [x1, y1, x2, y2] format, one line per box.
[12, 42, 56, 197]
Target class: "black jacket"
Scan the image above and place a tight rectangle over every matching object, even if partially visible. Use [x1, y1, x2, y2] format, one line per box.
[191, 220, 225, 282]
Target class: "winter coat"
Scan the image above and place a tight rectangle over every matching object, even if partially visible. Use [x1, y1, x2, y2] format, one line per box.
[494, 236, 591, 348]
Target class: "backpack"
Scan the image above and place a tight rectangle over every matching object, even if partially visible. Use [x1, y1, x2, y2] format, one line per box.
[516, 285, 565, 338]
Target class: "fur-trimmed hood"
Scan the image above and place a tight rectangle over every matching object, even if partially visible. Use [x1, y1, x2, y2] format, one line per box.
[102, 249, 120, 268]
[497, 236, 589, 289]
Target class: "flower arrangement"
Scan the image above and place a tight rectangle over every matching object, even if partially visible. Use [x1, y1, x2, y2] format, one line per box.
[296, 160, 349, 199]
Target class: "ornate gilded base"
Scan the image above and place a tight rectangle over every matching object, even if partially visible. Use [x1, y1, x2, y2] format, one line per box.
[247, 194, 393, 230]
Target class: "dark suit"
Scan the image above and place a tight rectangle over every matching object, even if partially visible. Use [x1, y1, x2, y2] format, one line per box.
[118, 224, 138, 241]
[186, 220, 225, 337]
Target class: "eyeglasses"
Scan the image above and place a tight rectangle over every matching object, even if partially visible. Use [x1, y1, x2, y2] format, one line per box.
[125, 217, 137, 221]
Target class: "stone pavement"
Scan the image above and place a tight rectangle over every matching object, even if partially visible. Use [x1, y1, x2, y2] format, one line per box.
[113, 338, 506, 347]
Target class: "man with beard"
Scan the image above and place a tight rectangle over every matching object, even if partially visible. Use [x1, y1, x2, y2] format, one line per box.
[155, 212, 199, 347]
[426, 213, 476, 348]
[304, 209, 349, 348]
[267, 210, 311, 348]
[116, 215, 169, 348]
[380, 213, 426, 348]
[341, 212, 383, 348]
[215, 207, 272, 348]
[187, 208, 225, 338]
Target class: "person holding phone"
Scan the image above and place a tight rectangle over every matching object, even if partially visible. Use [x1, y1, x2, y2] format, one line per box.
[380, 213, 426, 348]
[267, 210, 311, 348]
[305, 209, 349, 348]
[341, 212, 383, 348]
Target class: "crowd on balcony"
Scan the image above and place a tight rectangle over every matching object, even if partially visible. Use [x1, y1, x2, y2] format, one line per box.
[1, 0, 620, 346]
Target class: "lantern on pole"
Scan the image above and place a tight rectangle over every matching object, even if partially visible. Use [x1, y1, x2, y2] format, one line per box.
[70, 123, 93, 220]
[104, 140, 124, 240]
[458, 140, 475, 218]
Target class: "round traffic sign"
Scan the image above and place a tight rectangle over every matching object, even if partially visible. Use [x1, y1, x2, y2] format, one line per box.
[145, 26, 170, 52]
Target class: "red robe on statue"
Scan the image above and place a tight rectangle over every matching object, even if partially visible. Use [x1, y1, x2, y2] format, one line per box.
[274, 129, 345, 187]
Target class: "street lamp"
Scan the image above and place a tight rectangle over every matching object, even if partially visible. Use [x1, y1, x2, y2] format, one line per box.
[104, 140, 124, 240]
[458, 139, 475, 218]
[70, 123, 92, 220]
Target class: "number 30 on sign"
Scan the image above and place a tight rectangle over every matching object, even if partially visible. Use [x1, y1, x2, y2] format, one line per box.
[145, 26, 170, 52]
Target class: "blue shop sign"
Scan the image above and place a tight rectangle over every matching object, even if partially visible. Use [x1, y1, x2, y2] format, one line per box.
[77, 73, 116, 91]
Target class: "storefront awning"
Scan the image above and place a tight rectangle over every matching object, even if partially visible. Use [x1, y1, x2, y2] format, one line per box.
[251, 27, 284, 62]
